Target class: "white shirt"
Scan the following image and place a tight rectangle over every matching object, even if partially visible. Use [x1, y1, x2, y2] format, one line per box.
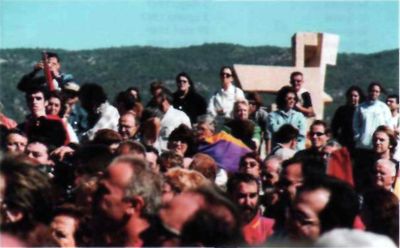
[159, 106, 191, 151]
[353, 100, 392, 148]
[85, 101, 120, 140]
[207, 84, 246, 118]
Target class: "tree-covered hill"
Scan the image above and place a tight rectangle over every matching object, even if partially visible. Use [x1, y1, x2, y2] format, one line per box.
[0, 44, 398, 122]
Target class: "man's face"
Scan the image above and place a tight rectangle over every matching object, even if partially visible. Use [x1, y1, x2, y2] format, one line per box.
[27, 92, 47, 114]
[290, 74, 304, 92]
[118, 114, 138, 140]
[26, 142, 50, 165]
[48, 57, 61, 74]
[47, 97, 62, 116]
[239, 157, 261, 179]
[146, 152, 159, 174]
[386, 97, 398, 112]
[374, 161, 395, 190]
[95, 162, 133, 223]
[51, 215, 78, 248]
[235, 103, 249, 120]
[6, 134, 27, 153]
[233, 182, 259, 223]
[369, 85, 381, 101]
[280, 163, 303, 200]
[310, 124, 328, 150]
[373, 131, 390, 156]
[288, 189, 330, 241]
[262, 158, 281, 187]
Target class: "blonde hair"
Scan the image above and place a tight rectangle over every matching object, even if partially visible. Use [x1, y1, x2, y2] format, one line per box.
[164, 168, 210, 193]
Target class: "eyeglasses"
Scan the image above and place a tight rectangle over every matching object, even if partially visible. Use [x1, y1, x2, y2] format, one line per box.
[310, 132, 325, 137]
[242, 161, 259, 168]
[220, 73, 232, 78]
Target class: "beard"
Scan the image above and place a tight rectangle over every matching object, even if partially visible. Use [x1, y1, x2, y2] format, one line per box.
[240, 205, 259, 224]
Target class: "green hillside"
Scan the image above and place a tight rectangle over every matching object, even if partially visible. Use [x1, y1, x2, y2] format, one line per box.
[0, 44, 398, 122]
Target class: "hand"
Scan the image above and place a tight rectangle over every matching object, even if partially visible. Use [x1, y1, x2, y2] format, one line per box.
[51, 68, 61, 78]
[33, 61, 44, 71]
[50, 145, 75, 161]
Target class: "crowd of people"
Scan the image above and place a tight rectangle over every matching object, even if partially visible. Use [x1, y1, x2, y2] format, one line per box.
[0, 52, 399, 247]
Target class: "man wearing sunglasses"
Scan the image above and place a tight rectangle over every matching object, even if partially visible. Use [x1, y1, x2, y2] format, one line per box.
[295, 120, 329, 163]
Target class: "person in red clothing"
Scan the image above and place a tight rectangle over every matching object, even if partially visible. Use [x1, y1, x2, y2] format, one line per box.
[227, 173, 275, 245]
[17, 87, 68, 148]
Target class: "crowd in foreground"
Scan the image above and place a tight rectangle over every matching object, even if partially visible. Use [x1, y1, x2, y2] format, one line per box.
[0, 52, 399, 247]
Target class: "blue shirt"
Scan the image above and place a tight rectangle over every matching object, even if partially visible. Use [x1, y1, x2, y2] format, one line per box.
[266, 109, 307, 150]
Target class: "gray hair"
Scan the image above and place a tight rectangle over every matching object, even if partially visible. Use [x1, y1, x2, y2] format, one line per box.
[196, 114, 216, 134]
[263, 155, 283, 174]
[376, 159, 397, 177]
[110, 155, 162, 217]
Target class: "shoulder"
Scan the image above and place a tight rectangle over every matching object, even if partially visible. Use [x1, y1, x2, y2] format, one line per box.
[260, 216, 275, 228]
[293, 110, 305, 119]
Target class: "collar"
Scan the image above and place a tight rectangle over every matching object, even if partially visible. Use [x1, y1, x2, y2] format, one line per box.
[95, 101, 109, 114]
[278, 109, 295, 116]
[220, 84, 235, 94]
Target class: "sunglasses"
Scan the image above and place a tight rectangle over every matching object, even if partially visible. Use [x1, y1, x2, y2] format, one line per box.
[220, 73, 232, 78]
[242, 161, 259, 168]
[310, 132, 325, 137]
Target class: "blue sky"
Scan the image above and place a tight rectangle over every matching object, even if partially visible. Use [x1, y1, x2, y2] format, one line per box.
[1, 0, 398, 54]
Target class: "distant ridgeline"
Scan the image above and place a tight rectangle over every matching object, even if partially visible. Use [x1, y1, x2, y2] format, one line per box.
[0, 44, 398, 122]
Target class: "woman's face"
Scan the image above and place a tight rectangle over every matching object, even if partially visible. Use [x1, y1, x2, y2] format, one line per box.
[373, 131, 391, 157]
[285, 92, 297, 109]
[177, 76, 190, 94]
[196, 123, 213, 142]
[349, 90, 360, 106]
[47, 97, 62, 116]
[169, 140, 189, 157]
[220, 68, 233, 88]
[239, 157, 261, 179]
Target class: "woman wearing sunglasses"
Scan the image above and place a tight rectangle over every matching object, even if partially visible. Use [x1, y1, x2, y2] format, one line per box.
[172, 72, 207, 124]
[207, 66, 246, 120]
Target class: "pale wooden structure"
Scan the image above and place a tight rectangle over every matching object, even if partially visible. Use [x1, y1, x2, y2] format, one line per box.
[234, 32, 340, 119]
